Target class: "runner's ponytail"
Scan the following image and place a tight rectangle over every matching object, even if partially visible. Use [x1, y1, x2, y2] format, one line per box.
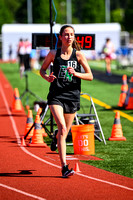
[72, 38, 81, 51]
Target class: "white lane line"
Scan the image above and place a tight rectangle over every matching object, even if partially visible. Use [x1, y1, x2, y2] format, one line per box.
[75, 172, 133, 191]
[0, 83, 133, 192]
[0, 183, 46, 200]
[0, 83, 47, 200]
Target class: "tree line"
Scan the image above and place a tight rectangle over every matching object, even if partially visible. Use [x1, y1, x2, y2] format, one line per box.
[0, 0, 133, 33]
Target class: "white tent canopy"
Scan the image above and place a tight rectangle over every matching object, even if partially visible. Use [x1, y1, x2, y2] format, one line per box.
[2, 23, 121, 60]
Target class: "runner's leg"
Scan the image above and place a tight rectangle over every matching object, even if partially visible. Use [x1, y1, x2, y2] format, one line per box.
[49, 105, 75, 167]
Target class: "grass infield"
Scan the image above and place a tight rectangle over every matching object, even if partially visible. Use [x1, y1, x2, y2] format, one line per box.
[0, 61, 133, 178]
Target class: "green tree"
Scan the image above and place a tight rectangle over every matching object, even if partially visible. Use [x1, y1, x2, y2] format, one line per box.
[32, 0, 49, 23]
[1, 0, 133, 33]
[0, 0, 14, 32]
[15, 0, 53, 24]
[72, 0, 105, 23]
[15, 0, 27, 23]
[5, 0, 20, 21]
[54, 0, 66, 24]
[33, 0, 67, 24]
[0, 0, 21, 32]
[124, 0, 133, 32]
[111, 8, 124, 24]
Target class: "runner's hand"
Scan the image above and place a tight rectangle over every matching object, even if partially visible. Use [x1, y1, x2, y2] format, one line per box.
[48, 72, 56, 82]
[67, 67, 75, 76]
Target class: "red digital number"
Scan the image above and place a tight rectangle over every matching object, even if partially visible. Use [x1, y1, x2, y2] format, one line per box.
[76, 36, 84, 48]
[85, 36, 92, 48]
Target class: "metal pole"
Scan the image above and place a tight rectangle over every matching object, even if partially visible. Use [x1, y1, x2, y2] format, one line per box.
[50, 0, 53, 50]
[27, 0, 32, 23]
[105, 0, 110, 23]
[49, 0, 54, 134]
[67, 0, 72, 24]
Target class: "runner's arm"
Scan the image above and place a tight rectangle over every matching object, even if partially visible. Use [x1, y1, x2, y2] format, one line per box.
[67, 51, 93, 81]
[40, 50, 56, 82]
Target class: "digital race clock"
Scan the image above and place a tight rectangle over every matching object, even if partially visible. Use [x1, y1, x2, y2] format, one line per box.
[32, 33, 95, 50]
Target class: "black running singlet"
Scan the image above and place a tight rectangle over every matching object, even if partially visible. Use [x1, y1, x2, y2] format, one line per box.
[47, 48, 81, 102]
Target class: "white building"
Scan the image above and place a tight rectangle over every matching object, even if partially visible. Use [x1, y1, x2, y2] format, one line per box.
[1, 23, 121, 61]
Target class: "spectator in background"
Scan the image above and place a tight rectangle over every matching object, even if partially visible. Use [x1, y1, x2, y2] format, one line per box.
[17, 38, 25, 78]
[39, 49, 49, 63]
[30, 49, 36, 69]
[24, 39, 31, 71]
[102, 38, 115, 76]
[8, 44, 13, 62]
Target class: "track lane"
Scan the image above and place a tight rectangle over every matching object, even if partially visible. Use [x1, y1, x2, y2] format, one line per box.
[0, 69, 133, 200]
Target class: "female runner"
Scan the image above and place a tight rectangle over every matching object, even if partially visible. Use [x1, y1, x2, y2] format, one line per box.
[40, 24, 93, 178]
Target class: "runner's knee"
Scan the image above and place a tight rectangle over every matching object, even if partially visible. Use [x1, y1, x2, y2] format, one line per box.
[58, 125, 67, 137]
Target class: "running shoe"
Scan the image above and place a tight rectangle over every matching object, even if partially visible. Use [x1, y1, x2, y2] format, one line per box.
[50, 129, 58, 151]
[62, 165, 74, 178]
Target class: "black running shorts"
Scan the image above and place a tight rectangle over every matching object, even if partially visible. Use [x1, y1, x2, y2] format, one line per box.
[48, 97, 80, 114]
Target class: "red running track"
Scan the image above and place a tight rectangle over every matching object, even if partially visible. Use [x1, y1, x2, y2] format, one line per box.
[0, 69, 133, 200]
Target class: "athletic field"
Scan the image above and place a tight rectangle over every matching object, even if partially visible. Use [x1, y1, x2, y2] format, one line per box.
[0, 61, 133, 199]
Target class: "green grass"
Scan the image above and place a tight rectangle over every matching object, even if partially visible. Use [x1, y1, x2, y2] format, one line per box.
[88, 60, 133, 76]
[0, 62, 133, 178]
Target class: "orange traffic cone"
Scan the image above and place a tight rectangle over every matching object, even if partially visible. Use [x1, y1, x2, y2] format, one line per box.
[28, 114, 47, 147]
[125, 77, 133, 109]
[118, 75, 128, 107]
[11, 88, 23, 112]
[37, 107, 42, 115]
[108, 111, 126, 141]
[74, 162, 81, 173]
[41, 123, 48, 137]
[21, 136, 26, 146]
[25, 105, 30, 110]
[24, 110, 34, 139]
[37, 108, 47, 137]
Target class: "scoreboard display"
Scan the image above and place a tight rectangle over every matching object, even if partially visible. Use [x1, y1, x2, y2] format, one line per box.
[32, 33, 95, 50]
